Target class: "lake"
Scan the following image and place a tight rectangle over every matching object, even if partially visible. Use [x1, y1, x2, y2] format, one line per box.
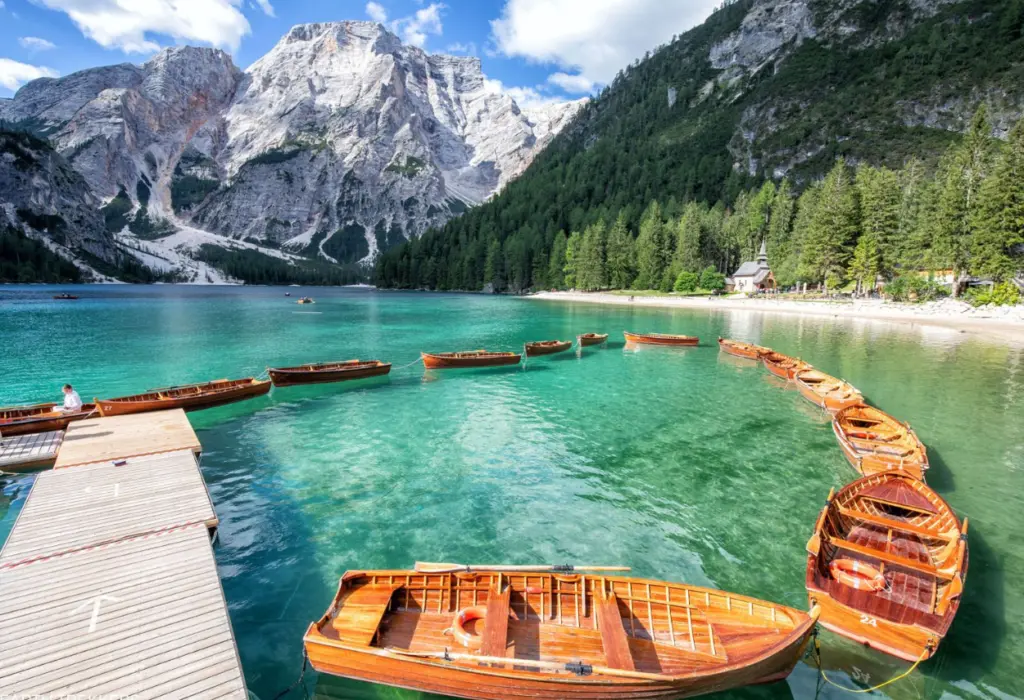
[1, 285, 1021, 699]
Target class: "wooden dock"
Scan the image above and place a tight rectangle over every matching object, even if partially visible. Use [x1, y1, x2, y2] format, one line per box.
[0, 409, 247, 697]
[55, 408, 201, 468]
[0, 430, 63, 472]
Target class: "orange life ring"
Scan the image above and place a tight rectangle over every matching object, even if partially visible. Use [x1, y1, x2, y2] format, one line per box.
[830, 558, 886, 591]
[448, 606, 487, 649]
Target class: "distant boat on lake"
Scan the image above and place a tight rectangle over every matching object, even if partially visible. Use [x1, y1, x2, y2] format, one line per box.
[421, 351, 521, 369]
[623, 331, 699, 346]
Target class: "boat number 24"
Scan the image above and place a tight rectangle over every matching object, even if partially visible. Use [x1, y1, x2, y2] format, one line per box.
[859, 614, 878, 627]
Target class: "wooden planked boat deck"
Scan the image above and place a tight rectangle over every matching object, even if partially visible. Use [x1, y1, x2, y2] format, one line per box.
[0, 408, 246, 698]
[0, 430, 63, 472]
[54, 408, 201, 468]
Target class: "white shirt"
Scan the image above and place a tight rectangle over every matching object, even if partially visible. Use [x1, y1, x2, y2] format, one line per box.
[63, 390, 83, 412]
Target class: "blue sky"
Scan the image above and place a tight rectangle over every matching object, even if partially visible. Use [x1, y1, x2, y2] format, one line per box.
[0, 0, 721, 104]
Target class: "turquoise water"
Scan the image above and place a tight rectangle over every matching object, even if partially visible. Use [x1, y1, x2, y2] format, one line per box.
[1, 285, 1021, 700]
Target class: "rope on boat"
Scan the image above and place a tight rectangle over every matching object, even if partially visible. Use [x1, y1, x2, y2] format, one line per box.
[811, 628, 928, 694]
[269, 650, 309, 700]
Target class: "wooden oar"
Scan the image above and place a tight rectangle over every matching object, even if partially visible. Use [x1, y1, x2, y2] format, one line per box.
[414, 561, 631, 574]
[382, 648, 673, 681]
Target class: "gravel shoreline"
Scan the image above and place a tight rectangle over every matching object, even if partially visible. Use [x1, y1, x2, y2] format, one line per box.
[528, 291, 1024, 344]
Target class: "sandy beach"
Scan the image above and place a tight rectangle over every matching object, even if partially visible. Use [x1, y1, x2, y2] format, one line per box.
[529, 291, 1024, 344]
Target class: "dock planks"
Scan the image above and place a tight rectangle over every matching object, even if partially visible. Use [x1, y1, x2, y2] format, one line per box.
[0, 450, 217, 567]
[0, 524, 247, 699]
[0, 430, 63, 472]
[55, 408, 201, 468]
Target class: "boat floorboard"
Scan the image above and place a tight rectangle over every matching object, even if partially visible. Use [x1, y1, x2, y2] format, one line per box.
[0, 430, 63, 471]
[54, 408, 201, 468]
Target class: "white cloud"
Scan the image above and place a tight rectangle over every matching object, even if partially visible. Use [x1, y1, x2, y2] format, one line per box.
[483, 77, 563, 111]
[19, 37, 57, 52]
[446, 41, 476, 55]
[254, 0, 275, 17]
[491, 0, 719, 88]
[365, 1, 387, 23]
[0, 58, 59, 91]
[547, 71, 594, 94]
[391, 2, 444, 48]
[32, 0, 252, 53]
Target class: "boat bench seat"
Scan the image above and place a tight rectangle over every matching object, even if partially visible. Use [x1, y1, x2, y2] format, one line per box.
[479, 585, 512, 657]
[837, 505, 956, 542]
[595, 592, 635, 671]
[828, 535, 954, 581]
[332, 584, 399, 646]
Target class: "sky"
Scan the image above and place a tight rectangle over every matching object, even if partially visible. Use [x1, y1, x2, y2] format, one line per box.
[0, 0, 721, 106]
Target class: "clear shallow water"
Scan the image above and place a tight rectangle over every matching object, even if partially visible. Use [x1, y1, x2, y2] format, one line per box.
[0, 285, 1021, 700]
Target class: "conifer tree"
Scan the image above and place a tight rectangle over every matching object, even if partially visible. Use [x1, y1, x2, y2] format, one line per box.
[577, 220, 608, 290]
[856, 166, 900, 283]
[971, 119, 1024, 281]
[673, 202, 704, 274]
[484, 238, 502, 291]
[564, 230, 583, 289]
[633, 201, 667, 289]
[605, 213, 636, 289]
[802, 160, 859, 290]
[547, 231, 567, 289]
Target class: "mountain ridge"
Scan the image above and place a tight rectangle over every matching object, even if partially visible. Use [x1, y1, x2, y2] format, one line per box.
[0, 21, 584, 281]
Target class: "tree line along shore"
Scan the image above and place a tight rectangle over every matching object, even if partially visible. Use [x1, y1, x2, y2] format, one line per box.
[375, 107, 1023, 307]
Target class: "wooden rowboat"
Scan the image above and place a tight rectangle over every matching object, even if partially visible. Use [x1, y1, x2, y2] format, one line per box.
[0, 402, 97, 437]
[95, 377, 271, 416]
[806, 473, 967, 661]
[305, 565, 820, 699]
[794, 369, 863, 413]
[760, 352, 812, 381]
[623, 331, 699, 347]
[525, 340, 573, 357]
[578, 333, 608, 347]
[421, 351, 521, 369]
[717, 338, 770, 360]
[269, 360, 391, 387]
[832, 404, 929, 481]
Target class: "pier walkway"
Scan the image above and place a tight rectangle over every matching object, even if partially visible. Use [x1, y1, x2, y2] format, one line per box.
[0, 430, 63, 472]
[0, 409, 247, 698]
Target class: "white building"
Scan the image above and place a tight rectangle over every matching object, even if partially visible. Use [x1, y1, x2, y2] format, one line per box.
[729, 240, 775, 294]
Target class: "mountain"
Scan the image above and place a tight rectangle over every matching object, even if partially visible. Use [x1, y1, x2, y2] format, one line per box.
[0, 22, 583, 280]
[375, 0, 1024, 291]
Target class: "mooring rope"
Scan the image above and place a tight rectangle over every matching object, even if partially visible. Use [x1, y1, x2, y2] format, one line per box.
[391, 356, 424, 373]
[811, 629, 927, 694]
[269, 650, 309, 700]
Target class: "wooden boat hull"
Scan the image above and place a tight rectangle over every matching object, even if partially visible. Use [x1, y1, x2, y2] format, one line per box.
[717, 338, 769, 360]
[306, 625, 814, 699]
[269, 361, 391, 387]
[0, 404, 96, 436]
[422, 353, 522, 369]
[806, 585, 940, 662]
[525, 341, 573, 357]
[578, 334, 608, 347]
[794, 371, 862, 413]
[623, 332, 699, 347]
[831, 412, 928, 482]
[95, 378, 271, 416]
[805, 473, 966, 662]
[761, 353, 811, 381]
[305, 569, 818, 700]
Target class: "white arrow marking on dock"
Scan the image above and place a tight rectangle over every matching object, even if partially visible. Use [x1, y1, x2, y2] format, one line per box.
[113, 483, 120, 497]
[73, 594, 120, 633]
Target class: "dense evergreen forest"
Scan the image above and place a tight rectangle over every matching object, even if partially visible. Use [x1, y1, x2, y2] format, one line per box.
[0, 226, 82, 283]
[194, 245, 363, 285]
[375, 0, 1024, 301]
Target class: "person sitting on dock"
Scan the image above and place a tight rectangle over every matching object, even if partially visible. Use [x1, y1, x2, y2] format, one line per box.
[61, 384, 83, 412]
